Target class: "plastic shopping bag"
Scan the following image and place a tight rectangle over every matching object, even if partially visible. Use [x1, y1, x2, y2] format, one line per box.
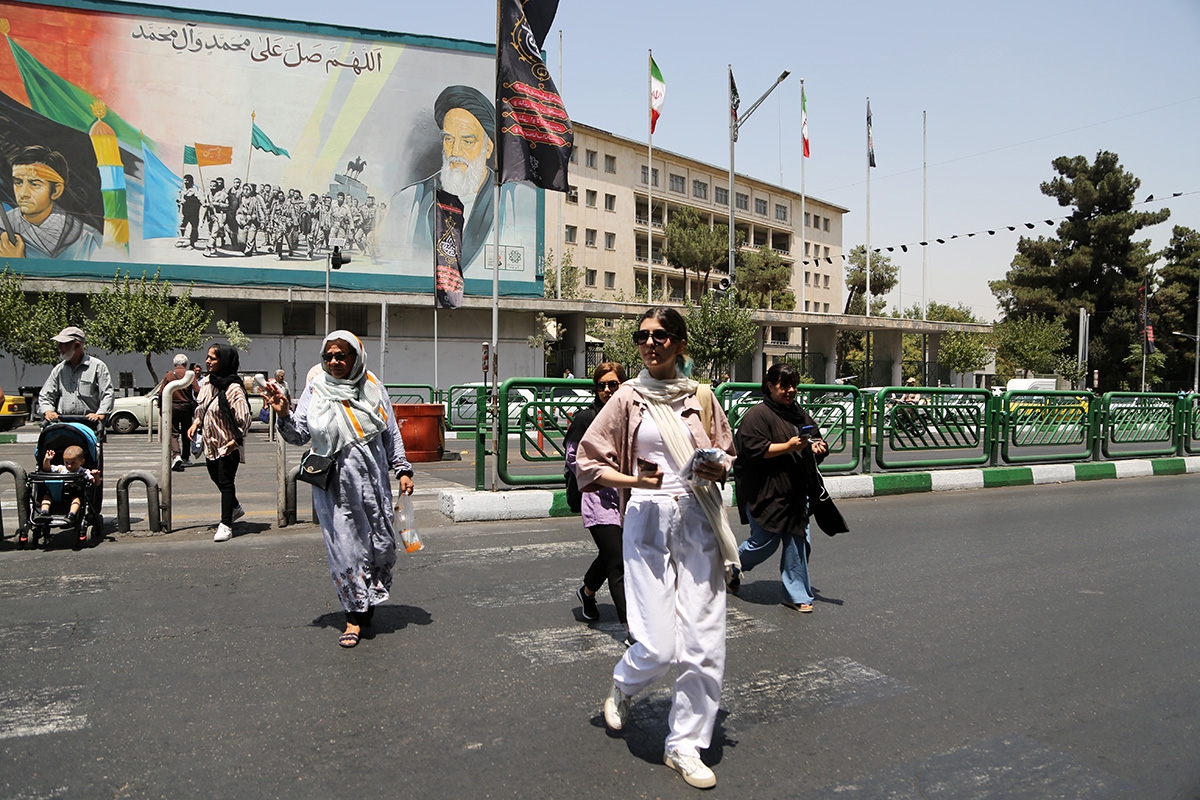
[394, 493, 423, 553]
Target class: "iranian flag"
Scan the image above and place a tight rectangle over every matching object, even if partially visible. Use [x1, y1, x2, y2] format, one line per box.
[650, 56, 666, 133]
[801, 87, 811, 158]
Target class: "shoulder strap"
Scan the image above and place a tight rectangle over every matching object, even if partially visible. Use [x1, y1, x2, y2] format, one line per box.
[697, 383, 714, 439]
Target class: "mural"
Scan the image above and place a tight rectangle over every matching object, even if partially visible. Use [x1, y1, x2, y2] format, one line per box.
[0, 0, 544, 298]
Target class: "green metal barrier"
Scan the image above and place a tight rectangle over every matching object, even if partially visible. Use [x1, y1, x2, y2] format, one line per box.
[1102, 392, 1179, 459]
[496, 377, 594, 487]
[1000, 390, 1095, 464]
[383, 384, 436, 405]
[873, 387, 992, 470]
[1181, 394, 1200, 456]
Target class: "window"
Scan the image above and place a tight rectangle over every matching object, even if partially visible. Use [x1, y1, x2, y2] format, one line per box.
[564, 225, 577, 244]
[585, 269, 597, 287]
[604, 193, 616, 212]
[566, 185, 578, 204]
[823, 274, 830, 288]
[282, 304, 316, 336]
[804, 301, 811, 312]
[227, 301, 262, 335]
[692, 180, 708, 200]
[604, 154, 616, 173]
[754, 198, 768, 215]
[775, 203, 788, 221]
[604, 271, 616, 289]
[334, 303, 368, 334]
[824, 217, 830, 232]
[604, 232, 616, 250]
[585, 228, 597, 247]
[823, 303, 830, 313]
[569, 148, 577, 164]
[585, 189, 597, 207]
[714, 186, 728, 205]
[585, 149, 597, 168]
[804, 271, 811, 285]
[824, 246, 830, 259]
[641, 166, 660, 186]
[735, 193, 749, 210]
[804, 212, 811, 227]
[669, 173, 686, 193]
[804, 242, 811, 257]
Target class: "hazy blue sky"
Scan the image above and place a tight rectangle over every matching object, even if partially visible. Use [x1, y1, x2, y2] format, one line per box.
[141, 0, 1200, 321]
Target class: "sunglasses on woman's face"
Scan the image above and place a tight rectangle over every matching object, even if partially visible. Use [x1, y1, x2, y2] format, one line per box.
[596, 380, 621, 392]
[321, 351, 349, 363]
[631, 329, 672, 346]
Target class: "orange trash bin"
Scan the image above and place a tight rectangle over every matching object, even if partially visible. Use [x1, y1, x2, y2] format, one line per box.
[392, 403, 445, 462]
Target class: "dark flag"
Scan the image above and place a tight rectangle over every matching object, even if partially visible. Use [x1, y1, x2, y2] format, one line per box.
[730, 71, 741, 142]
[0, 89, 104, 237]
[497, 0, 573, 191]
[1139, 274, 1156, 355]
[867, 99, 876, 168]
[433, 189, 466, 309]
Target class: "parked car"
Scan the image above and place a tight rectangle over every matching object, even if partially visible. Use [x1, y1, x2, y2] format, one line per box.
[0, 392, 29, 431]
[448, 383, 535, 428]
[108, 390, 264, 434]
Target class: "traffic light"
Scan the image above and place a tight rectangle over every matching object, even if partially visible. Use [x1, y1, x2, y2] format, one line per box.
[330, 246, 351, 270]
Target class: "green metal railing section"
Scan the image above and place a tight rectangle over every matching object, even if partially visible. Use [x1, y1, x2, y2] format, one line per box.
[459, 380, 1200, 489]
[384, 384, 437, 405]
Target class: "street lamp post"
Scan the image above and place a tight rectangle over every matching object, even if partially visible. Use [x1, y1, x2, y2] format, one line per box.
[728, 68, 790, 285]
[1171, 330, 1199, 394]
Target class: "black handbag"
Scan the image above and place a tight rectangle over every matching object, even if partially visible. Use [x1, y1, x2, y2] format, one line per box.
[297, 451, 335, 490]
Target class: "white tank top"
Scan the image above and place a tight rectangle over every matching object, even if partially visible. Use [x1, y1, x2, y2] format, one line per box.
[631, 398, 694, 497]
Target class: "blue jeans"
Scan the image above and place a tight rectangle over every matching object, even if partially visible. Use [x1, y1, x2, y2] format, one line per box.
[738, 512, 812, 605]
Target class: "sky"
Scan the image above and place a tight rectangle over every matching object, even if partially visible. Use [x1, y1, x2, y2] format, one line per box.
[136, 0, 1200, 322]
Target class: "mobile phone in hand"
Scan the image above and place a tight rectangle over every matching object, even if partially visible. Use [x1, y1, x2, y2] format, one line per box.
[799, 425, 815, 441]
[637, 458, 659, 476]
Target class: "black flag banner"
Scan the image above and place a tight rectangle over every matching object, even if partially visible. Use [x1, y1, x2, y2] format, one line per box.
[434, 188, 466, 309]
[497, 0, 573, 191]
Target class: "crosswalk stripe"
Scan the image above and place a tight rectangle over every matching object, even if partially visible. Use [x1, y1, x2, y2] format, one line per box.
[0, 687, 89, 740]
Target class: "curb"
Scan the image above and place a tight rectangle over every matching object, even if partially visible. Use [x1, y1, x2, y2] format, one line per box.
[437, 457, 1200, 522]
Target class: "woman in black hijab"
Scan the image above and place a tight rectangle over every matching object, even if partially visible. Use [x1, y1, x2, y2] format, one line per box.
[188, 343, 251, 542]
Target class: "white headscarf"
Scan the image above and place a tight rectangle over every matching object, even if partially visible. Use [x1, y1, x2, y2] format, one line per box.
[306, 331, 389, 457]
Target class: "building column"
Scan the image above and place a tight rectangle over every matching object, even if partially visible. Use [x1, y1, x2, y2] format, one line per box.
[927, 331, 942, 385]
[559, 311, 587, 377]
[806, 324, 839, 385]
[873, 329, 904, 386]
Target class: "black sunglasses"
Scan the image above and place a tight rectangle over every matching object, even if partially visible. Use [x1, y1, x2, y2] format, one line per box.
[631, 329, 673, 346]
[321, 351, 350, 363]
[596, 380, 621, 392]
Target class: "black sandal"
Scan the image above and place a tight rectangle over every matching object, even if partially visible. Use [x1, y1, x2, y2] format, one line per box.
[338, 631, 360, 648]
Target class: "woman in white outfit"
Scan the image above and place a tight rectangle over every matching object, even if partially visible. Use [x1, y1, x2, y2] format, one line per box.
[575, 306, 738, 790]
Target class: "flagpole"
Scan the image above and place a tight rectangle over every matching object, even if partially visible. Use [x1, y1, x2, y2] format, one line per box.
[492, 0, 502, 492]
[727, 65, 736, 293]
[556, 29, 563, 300]
[922, 110, 928, 322]
[245, 111, 255, 184]
[799, 80, 806, 316]
[865, 97, 871, 319]
[648, 50, 654, 304]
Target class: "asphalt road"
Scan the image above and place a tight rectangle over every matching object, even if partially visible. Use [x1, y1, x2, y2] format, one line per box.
[1, 461, 1197, 799]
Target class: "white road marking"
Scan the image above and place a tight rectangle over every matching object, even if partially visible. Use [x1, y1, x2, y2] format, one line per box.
[0, 575, 109, 600]
[0, 687, 88, 740]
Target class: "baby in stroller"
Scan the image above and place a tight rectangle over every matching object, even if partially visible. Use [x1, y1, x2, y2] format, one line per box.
[23, 420, 104, 549]
[35, 445, 98, 522]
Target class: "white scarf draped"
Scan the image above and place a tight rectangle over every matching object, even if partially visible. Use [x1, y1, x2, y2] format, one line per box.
[306, 331, 389, 458]
[626, 369, 741, 571]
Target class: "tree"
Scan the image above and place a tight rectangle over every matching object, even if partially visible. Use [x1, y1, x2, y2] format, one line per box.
[0, 268, 76, 375]
[994, 314, 1069, 376]
[587, 315, 642, 377]
[684, 289, 757, 382]
[842, 244, 898, 315]
[662, 207, 733, 292]
[217, 320, 251, 351]
[898, 301, 989, 384]
[88, 270, 212, 386]
[1149, 226, 1200, 390]
[738, 245, 794, 310]
[541, 248, 588, 300]
[938, 331, 991, 386]
[989, 151, 1169, 389]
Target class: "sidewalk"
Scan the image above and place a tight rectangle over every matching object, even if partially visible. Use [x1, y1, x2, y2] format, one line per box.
[438, 456, 1200, 522]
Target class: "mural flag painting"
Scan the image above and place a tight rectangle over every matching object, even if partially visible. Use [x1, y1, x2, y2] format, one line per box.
[88, 101, 128, 252]
[496, 0, 573, 191]
[194, 144, 234, 167]
[141, 137, 182, 239]
[433, 188, 465, 309]
[182, 145, 197, 165]
[250, 122, 290, 158]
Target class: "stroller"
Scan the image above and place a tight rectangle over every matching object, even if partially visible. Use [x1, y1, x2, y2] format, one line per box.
[21, 418, 105, 550]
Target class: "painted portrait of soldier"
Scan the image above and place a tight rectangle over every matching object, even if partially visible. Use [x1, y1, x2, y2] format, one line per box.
[0, 145, 102, 260]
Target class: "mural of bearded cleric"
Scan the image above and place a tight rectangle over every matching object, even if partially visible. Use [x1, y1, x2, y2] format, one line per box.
[385, 85, 499, 272]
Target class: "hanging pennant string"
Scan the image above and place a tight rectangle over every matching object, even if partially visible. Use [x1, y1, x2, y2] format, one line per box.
[800, 189, 1197, 266]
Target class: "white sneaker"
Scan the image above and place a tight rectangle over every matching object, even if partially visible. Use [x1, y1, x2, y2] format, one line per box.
[231, 505, 245, 522]
[213, 523, 233, 542]
[171, 456, 185, 472]
[603, 682, 632, 731]
[664, 749, 716, 789]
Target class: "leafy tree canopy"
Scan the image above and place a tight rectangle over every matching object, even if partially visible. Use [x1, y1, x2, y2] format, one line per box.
[685, 290, 757, 382]
[662, 206, 734, 290]
[738, 245, 795, 310]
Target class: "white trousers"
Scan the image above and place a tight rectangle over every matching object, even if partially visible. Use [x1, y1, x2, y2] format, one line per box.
[615, 494, 727, 756]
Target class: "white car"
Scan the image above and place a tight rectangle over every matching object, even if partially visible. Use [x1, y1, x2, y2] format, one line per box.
[108, 391, 265, 434]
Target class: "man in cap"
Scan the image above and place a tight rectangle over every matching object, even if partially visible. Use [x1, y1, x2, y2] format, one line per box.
[0, 145, 102, 261]
[384, 84, 499, 270]
[158, 353, 196, 470]
[38, 327, 113, 423]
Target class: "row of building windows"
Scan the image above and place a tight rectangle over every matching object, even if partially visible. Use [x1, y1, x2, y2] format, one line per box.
[584, 269, 617, 289]
[804, 243, 832, 260]
[564, 187, 618, 212]
[639, 166, 792, 221]
[565, 225, 617, 250]
[804, 301, 832, 313]
[578, 149, 618, 174]
[804, 272, 832, 289]
[805, 212, 831, 232]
